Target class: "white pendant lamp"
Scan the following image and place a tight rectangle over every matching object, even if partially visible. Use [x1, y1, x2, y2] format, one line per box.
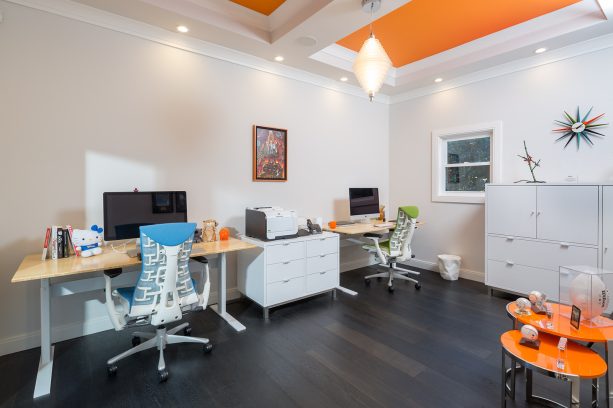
[353, 0, 391, 102]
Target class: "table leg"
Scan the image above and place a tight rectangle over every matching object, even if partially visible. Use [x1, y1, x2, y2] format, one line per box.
[335, 286, 357, 296]
[33, 278, 54, 398]
[570, 378, 579, 408]
[210, 253, 246, 332]
[501, 348, 507, 408]
[606, 342, 612, 408]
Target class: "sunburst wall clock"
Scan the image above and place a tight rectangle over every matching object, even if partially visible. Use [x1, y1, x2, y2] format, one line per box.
[553, 107, 608, 149]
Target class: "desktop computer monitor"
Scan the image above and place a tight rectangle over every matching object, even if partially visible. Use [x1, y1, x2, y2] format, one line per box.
[349, 188, 379, 222]
[103, 191, 188, 241]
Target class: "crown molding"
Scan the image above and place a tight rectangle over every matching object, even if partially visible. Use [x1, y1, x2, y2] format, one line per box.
[389, 31, 613, 104]
[4, 0, 390, 104]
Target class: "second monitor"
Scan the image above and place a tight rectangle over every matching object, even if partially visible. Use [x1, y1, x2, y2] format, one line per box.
[349, 188, 379, 223]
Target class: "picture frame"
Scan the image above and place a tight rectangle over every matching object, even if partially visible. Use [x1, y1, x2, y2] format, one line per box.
[571, 305, 581, 330]
[253, 125, 287, 182]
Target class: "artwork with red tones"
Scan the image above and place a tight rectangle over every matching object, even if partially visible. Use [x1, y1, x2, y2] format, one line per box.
[253, 125, 287, 181]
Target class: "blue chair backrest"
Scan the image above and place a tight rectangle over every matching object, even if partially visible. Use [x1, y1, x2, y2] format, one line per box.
[129, 223, 198, 319]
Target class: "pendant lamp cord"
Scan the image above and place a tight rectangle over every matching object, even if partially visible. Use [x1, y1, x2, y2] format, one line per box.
[369, 1, 374, 37]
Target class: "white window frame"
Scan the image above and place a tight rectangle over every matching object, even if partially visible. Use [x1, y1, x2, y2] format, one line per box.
[431, 121, 502, 204]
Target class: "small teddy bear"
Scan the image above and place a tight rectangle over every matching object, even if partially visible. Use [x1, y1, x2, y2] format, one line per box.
[72, 225, 104, 257]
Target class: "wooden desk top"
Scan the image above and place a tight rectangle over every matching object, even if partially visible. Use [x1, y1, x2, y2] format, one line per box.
[323, 220, 396, 236]
[506, 302, 613, 343]
[11, 238, 256, 283]
[501, 330, 607, 379]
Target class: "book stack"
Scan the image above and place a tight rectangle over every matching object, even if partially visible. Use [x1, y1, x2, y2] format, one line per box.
[42, 225, 76, 260]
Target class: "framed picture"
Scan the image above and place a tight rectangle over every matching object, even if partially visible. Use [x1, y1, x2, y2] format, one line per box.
[571, 305, 581, 330]
[253, 125, 287, 182]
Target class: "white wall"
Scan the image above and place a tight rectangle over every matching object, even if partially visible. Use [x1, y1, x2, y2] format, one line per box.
[390, 46, 613, 281]
[0, 2, 389, 355]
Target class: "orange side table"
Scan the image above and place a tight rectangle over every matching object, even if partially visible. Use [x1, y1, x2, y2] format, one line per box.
[501, 330, 607, 408]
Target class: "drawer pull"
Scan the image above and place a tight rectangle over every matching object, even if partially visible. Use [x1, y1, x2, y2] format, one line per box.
[506, 260, 515, 266]
[319, 238, 326, 241]
[505, 236, 514, 241]
[320, 271, 327, 275]
[282, 279, 290, 283]
[282, 243, 290, 246]
[319, 254, 326, 258]
[530, 211, 535, 216]
[560, 242, 570, 248]
[283, 261, 291, 265]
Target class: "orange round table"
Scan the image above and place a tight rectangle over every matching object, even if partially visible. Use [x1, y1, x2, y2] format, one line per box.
[506, 302, 613, 407]
[501, 330, 607, 408]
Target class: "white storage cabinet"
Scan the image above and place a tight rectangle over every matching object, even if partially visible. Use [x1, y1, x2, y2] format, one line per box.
[485, 184, 601, 297]
[237, 232, 340, 318]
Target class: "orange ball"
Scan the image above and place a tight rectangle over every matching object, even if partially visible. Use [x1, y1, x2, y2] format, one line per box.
[219, 227, 230, 241]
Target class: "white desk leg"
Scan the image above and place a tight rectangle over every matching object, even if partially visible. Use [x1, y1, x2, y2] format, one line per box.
[210, 253, 246, 332]
[336, 286, 358, 296]
[34, 278, 54, 399]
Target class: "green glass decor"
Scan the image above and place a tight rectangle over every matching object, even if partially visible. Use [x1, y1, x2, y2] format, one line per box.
[553, 107, 607, 149]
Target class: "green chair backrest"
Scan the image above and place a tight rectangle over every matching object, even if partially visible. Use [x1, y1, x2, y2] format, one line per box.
[388, 206, 419, 259]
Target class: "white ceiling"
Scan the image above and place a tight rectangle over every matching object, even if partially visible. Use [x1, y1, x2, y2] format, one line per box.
[9, 0, 613, 100]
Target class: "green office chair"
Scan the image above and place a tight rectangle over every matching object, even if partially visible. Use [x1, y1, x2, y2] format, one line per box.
[363, 206, 420, 293]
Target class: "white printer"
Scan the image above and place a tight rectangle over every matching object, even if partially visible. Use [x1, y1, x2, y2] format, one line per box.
[245, 207, 298, 241]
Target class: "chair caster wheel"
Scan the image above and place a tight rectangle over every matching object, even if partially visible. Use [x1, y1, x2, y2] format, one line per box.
[377, 277, 382, 282]
[184, 326, 192, 336]
[131, 337, 141, 347]
[107, 364, 118, 377]
[415, 283, 421, 290]
[158, 369, 169, 382]
[388, 286, 394, 293]
[203, 343, 213, 354]
[364, 278, 371, 286]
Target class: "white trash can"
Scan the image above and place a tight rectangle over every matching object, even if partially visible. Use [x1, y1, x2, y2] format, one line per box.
[438, 254, 461, 281]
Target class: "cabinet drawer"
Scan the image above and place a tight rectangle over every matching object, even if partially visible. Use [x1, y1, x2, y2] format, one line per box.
[267, 259, 305, 283]
[306, 269, 339, 294]
[306, 236, 338, 258]
[307, 253, 338, 274]
[487, 235, 597, 272]
[486, 260, 557, 298]
[266, 276, 305, 306]
[267, 242, 305, 265]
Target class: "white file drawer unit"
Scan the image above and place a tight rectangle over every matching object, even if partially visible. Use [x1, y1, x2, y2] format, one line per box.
[237, 232, 340, 318]
[485, 184, 603, 298]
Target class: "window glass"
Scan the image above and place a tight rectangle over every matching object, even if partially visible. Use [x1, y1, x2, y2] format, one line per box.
[447, 137, 490, 164]
[445, 165, 490, 192]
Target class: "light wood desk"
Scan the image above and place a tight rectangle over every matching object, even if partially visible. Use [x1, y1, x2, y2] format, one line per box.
[11, 237, 256, 399]
[323, 220, 397, 236]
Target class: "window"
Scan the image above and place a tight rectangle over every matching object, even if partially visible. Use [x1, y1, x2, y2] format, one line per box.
[432, 122, 502, 203]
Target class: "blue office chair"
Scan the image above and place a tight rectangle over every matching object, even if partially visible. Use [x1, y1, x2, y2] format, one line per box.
[104, 223, 212, 382]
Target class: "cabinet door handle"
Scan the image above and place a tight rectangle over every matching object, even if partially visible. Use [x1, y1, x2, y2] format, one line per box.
[530, 211, 535, 216]
[560, 242, 570, 248]
[537, 211, 541, 216]
[506, 260, 515, 266]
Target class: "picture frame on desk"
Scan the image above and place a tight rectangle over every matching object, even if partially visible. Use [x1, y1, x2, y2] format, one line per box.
[253, 125, 287, 182]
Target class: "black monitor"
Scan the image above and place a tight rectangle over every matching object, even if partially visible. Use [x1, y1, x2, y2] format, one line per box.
[349, 188, 379, 221]
[103, 191, 188, 241]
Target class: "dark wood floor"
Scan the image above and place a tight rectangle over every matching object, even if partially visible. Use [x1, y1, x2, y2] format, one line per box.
[0, 267, 606, 407]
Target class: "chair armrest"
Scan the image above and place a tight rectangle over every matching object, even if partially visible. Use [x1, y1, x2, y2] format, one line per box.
[103, 274, 126, 331]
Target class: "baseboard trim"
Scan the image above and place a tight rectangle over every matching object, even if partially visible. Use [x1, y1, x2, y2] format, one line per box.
[410, 258, 485, 283]
[0, 288, 242, 357]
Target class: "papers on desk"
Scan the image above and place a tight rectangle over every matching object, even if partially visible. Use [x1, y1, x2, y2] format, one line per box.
[374, 222, 394, 228]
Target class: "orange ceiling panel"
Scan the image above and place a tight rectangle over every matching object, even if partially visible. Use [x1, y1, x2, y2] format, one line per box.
[230, 0, 286, 16]
[337, 0, 581, 67]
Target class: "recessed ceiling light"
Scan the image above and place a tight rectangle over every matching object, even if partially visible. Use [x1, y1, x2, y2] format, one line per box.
[274, 56, 284, 62]
[434, 78, 443, 83]
[340, 76, 348, 82]
[535, 47, 547, 54]
[177, 25, 189, 33]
